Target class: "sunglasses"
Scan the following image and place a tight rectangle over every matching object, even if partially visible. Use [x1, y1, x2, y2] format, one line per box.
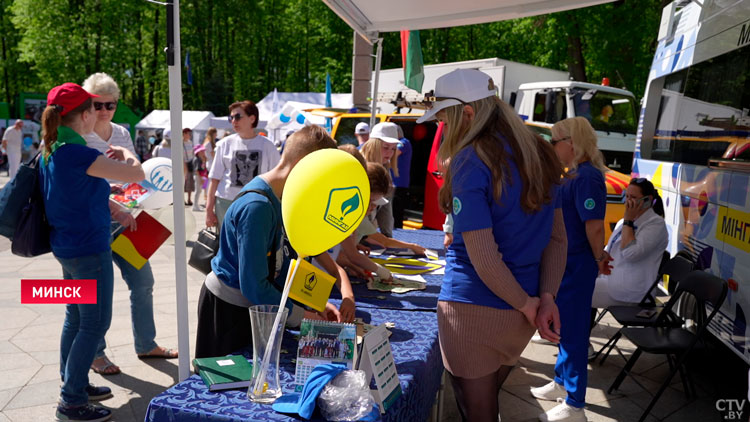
[227, 113, 244, 122]
[632, 177, 648, 184]
[422, 95, 467, 110]
[93, 102, 116, 111]
[550, 136, 571, 146]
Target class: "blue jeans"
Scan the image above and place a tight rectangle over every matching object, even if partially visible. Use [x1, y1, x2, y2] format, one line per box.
[57, 250, 114, 406]
[96, 253, 158, 356]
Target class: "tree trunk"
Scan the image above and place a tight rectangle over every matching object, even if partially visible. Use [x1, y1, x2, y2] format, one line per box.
[0, 15, 10, 104]
[148, 7, 160, 111]
[566, 16, 587, 82]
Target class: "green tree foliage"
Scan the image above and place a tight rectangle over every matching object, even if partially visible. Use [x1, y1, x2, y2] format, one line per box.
[1, 0, 661, 114]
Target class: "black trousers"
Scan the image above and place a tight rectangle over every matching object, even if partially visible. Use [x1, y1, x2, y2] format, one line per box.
[392, 187, 410, 229]
[195, 283, 253, 360]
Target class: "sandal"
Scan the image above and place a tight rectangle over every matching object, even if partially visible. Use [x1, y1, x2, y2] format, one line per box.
[137, 346, 178, 359]
[90, 356, 121, 375]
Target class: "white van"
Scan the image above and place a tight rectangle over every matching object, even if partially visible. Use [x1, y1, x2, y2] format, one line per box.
[635, 0, 750, 363]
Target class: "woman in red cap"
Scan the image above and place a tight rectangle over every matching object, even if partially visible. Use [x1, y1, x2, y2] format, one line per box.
[40, 83, 144, 422]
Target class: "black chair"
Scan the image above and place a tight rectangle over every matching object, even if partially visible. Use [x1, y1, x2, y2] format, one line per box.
[594, 253, 693, 364]
[607, 270, 728, 422]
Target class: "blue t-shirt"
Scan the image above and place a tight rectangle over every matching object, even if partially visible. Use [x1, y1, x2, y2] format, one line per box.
[211, 177, 294, 312]
[392, 137, 412, 188]
[560, 161, 607, 256]
[440, 146, 560, 310]
[40, 129, 110, 259]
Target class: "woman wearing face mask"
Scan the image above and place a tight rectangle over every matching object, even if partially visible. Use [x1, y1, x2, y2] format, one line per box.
[591, 178, 668, 308]
[531, 117, 608, 422]
[40, 83, 144, 421]
[419, 69, 567, 422]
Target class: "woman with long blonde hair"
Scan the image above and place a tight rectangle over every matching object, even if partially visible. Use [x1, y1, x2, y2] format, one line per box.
[419, 69, 567, 422]
[359, 122, 401, 237]
[531, 116, 608, 422]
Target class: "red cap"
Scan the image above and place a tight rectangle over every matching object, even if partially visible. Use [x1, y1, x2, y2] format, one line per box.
[47, 83, 98, 116]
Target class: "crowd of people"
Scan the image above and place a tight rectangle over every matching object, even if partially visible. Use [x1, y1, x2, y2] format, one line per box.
[11, 67, 671, 422]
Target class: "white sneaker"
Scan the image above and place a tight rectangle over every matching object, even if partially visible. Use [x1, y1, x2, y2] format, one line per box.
[531, 333, 554, 345]
[530, 381, 567, 401]
[539, 398, 586, 422]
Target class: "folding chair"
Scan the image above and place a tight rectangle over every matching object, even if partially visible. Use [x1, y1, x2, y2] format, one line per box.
[594, 253, 693, 364]
[607, 270, 728, 422]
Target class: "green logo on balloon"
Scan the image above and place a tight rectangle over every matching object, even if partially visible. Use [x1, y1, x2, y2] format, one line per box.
[324, 187, 364, 232]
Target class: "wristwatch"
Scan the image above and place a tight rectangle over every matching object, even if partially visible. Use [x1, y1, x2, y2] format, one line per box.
[623, 220, 635, 228]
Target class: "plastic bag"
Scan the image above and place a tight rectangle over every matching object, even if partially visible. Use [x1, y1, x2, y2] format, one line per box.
[317, 370, 378, 421]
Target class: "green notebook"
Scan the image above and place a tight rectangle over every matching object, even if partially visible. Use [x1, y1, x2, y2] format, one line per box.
[192, 355, 253, 391]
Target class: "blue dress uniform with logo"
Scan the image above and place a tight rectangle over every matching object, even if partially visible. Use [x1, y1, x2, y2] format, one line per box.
[555, 161, 606, 408]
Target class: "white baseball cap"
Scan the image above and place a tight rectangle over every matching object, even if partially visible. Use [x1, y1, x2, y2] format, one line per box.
[417, 69, 499, 124]
[355, 122, 370, 135]
[369, 122, 401, 144]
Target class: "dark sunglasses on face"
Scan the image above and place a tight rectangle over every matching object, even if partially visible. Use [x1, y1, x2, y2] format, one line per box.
[228, 113, 244, 122]
[93, 102, 116, 111]
[550, 136, 571, 146]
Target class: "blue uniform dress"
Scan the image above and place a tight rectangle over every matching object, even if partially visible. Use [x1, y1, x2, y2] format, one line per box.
[438, 145, 559, 376]
[554, 161, 606, 408]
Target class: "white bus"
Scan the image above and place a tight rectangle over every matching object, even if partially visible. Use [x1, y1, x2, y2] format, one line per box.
[635, 0, 750, 363]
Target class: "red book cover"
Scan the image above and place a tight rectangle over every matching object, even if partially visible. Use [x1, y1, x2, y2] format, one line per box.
[111, 211, 171, 269]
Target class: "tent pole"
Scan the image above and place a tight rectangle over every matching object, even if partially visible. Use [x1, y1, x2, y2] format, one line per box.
[166, 0, 190, 382]
[369, 37, 383, 128]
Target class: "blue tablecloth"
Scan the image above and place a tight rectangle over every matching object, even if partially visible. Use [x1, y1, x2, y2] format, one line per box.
[330, 229, 446, 311]
[145, 307, 443, 422]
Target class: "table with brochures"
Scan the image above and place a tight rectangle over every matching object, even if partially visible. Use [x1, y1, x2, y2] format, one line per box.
[329, 228, 446, 311]
[145, 306, 443, 422]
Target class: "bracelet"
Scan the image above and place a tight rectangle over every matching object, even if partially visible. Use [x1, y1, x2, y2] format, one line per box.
[595, 252, 606, 262]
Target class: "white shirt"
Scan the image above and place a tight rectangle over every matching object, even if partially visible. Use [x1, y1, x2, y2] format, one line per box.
[2, 126, 23, 155]
[83, 123, 137, 184]
[599, 208, 669, 303]
[83, 123, 135, 155]
[208, 133, 280, 200]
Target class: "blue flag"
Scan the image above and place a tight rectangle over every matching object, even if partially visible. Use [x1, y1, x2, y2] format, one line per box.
[325, 73, 332, 133]
[185, 51, 193, 86]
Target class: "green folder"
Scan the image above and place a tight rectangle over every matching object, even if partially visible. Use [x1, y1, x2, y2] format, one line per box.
[192, 355, 253, 391]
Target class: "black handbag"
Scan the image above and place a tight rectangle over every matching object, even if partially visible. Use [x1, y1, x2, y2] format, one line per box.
[11, 154, 52, 257]
[188, 227, 219, 275]
[188, 189, 272, 275]
[0, 153, 42, 239]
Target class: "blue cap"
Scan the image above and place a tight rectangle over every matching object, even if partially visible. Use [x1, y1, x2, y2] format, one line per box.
[272, 363, 347, 419]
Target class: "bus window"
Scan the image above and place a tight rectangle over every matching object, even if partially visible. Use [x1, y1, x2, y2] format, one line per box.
[644, 44, 750, 166]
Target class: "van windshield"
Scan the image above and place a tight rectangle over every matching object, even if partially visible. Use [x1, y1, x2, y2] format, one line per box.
[571, 89, 637, 135]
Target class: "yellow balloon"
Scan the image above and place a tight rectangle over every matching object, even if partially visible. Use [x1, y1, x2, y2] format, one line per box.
[282, 149, 370, 257]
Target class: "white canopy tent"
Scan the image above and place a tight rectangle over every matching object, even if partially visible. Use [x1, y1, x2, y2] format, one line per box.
[165, 0, 619, 382]
[323, 0, 615, 126]
[136, 109, 216, 145]
[323, 0, 616, 43]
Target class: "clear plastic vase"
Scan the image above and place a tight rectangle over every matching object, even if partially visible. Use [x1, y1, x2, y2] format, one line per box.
[247, 304, 288, 403]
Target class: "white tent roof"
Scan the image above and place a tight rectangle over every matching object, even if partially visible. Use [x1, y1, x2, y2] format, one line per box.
[323, 0, 615, 42]
[135, 110, 216, 132]
[255, 91, 353, 123]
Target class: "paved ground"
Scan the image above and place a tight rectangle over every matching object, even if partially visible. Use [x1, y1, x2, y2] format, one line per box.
[0, 171, 746, 422]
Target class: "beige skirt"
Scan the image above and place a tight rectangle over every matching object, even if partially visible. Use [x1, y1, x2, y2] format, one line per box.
[437, 300, 536, 379]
